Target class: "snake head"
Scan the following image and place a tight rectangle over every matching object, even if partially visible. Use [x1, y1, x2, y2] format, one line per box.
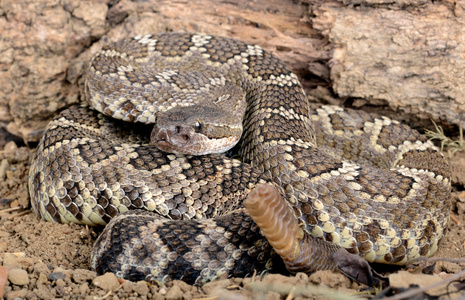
[151, 105, 243, 155]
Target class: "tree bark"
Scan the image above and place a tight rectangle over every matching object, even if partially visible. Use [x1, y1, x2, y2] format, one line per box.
[313, 1, 465, 126]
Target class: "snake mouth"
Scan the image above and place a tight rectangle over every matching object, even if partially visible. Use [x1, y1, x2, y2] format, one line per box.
[152, 128, 177, 152]
[153, 128, 170, 144]
[151, 125, 198, 154]
[155, 140, 172, 150]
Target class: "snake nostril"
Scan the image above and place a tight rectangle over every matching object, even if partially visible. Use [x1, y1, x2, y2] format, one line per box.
[175, 126, 181, 134]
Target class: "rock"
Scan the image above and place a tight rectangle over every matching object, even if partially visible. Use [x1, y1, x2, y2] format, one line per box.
[2, 253, 19, 269]
[92, 272, 120, 292]
[3, 141, 17, 155]
[8, 200, 19, 208]
[78, 282, 90, 295]
[25, 291, 38, 299]
[55, 285, 65, 297]
[0, 159, 9, 180]
[457, 201, 465, 215]
[37, 273, 49, 285]
[150, 284, 159, 295]
[5, 289, 27, 300]
[72, 269, 96, 284]
[72, 2, 108, 37]
[33, 263, 50, 278]
[260, 273, 309, 288]
[165, 284, 183, 300]
[175, 280, 196, 293]
[441, 262, 462, 274]
[134, 281, 149, 296]
[158, 286, 167, 295]
[15, 257, 35, 270]
[48, 272, 66, 281]
[8, 268, 29, 286]
[295, 272, 309, 282]
[56, 278, 66, 287]
[313, 4, 465, 127]
[121, 281, 134, 293]
[34, 282, 54, 299]
[458, 190, 465, 200]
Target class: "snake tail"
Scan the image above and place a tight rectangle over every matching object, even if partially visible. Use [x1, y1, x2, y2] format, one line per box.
[244, 184, 337, 271]
[244, 184, 304, 261]
[245, 184, 381, 286]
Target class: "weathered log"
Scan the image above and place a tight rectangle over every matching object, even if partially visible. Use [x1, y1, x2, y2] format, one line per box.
[313, 1, 465, 126]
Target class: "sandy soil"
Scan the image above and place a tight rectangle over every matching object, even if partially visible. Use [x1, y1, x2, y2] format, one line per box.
[0, 134, 464, 299]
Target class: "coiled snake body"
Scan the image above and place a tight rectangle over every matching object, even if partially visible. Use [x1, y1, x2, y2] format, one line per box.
[29, 33, 451, 285]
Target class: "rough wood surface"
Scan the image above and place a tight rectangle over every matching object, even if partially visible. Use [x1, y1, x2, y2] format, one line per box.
[314, 1, 465, 126]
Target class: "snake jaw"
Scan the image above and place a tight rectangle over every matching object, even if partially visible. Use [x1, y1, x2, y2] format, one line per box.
[151, 123, 203, 155]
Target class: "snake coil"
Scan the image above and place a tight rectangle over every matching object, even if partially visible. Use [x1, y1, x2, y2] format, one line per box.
[29, 33, 451, 285]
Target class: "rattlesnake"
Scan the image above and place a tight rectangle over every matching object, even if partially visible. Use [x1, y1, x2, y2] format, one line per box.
[29, 32, 451, 285]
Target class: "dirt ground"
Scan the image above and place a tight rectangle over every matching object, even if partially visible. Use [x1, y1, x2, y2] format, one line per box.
[0, 131, 464, 299]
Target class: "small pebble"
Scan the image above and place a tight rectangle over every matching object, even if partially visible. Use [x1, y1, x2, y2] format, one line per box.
[25, 291, 37, 299]
[0, 242, 6, 252]
[2, 253, 19, 269]
[8, 200, 19, 208]
[56, 285, 65, 297]
[79, 282, 90, 295]
[33, 263, 50, 277]
[92, 272, 120, 292]
[16, 257, 34, 270]
[35, 282, 54, 298]
[134, 281, 149, 296]
[174, 280, 195, 293]
[150, 284, 159, 295]
[165, 284, 183, 300]
[73, 268, 96, 283]
[37, 273, 49, 285]
[0, 159, 9, 180]
[56, 278, 66, 287]
[48, 272, 66, 281]
[159, 286, 167, 295]
[121, 281, 134, 293]
[3, 141, 17, 154]
[5, 170, 14, 181]
[458, 190, 465, 201]
[5, 289, 27, 300]
[8, 268, 29, 286]
[442, 261, 462, 273]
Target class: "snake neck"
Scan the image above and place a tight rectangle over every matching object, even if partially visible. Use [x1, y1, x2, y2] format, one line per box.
[240, 77, 316, 174]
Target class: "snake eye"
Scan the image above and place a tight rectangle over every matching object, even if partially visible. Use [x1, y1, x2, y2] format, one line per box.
[194, 121, 202, 132]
